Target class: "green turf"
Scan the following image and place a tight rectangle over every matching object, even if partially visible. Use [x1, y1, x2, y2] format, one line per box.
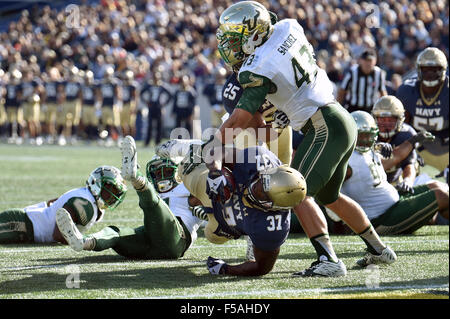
[0, 143, 448, 299]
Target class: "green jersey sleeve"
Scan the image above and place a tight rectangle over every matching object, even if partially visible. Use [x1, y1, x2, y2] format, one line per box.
[65, 197, 95, 226]
[236, 71, 273, 114]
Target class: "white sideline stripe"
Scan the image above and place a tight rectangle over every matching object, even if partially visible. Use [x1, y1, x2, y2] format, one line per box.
[145, 283, 449, 299]
[0, 239, 447, 254]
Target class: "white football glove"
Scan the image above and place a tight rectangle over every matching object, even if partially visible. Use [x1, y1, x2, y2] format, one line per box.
[206, 256, 228, 275]
[272, 110, 290, 130]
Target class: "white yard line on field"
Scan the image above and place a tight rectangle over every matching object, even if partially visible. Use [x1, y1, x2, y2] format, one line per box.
[144, 283, 449, 299]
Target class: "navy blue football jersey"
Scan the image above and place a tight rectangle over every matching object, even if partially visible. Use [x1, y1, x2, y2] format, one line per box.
[21, 80, 39, 103]
[121, 81, 138, 104]
[210, 146, 290, 251]
[44, 81, 58, 104]
[396, 76, 449, 155]
[172, 89, 196, 118]
[385, 123, 418, 184]
[222, 72, 278, 123]
[99, 80, 118, 107]
[140, 83, 172, 114]
[64, 81, 81, 101]
[81, 82, 97, 106]
[203, 82, 224, 106]
[4, 84, 22, 107]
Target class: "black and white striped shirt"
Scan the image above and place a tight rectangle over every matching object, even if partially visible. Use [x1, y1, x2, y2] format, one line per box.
[340, 64, 387, 112]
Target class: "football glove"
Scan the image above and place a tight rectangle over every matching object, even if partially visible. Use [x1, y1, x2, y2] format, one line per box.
[396, 178, 414, 194]
[272, 110, 290, 130]
[206, 256, 228, 275]
[374, 142, 393, 159]
[407, 131, 435, 147]
[206, 169, 227, 203]
[181, 143, 204, 175]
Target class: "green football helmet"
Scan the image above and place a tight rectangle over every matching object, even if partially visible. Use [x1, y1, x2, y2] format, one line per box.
[146, 156, 180, 193]
[86, 166, 127, 210]
[351, 111, 379, 153]
[217, 1, 273, 71]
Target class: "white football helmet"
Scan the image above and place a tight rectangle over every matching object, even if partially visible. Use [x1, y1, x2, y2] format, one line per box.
[217, 1, 273, 70]
[86, 166, 127, 210]
[245, 165, 307, 212]
[416, 47, 448, 87]
[351, 111, 379, 153]
[371, 95, 405, 139]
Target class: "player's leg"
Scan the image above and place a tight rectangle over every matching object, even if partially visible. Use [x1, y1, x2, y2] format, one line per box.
[419, 149, 449, 172]
[121, 136, 192, 259]
[0, 209, 34, 244]
[371, 183, 446, 235]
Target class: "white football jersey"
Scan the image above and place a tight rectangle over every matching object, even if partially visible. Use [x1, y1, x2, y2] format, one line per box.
[159, 183, 204, 246]
[25, 187, 100, 243]
[239, 19, 335, 131]
[341, 150, 399, 220]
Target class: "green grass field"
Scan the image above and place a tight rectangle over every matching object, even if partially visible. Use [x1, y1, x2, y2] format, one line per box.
[0, 143, 448, 299]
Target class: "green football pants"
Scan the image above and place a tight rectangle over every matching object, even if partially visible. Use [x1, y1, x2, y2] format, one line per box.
[370, 184, 439, 235]
[0, 209, 34, 244]
[91, 180, 191, 259]
[291, 102, 357, 205]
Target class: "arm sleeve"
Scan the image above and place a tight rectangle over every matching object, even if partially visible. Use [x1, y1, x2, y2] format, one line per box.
[236, 71, 271, 115]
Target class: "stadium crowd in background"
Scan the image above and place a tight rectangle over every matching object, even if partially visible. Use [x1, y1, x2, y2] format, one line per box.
[0, 0, 448, 146]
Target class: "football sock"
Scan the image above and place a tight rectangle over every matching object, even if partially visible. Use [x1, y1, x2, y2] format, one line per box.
[358, 225, 386, 255]
[191, 205, 208, 220]
[131, 170, 147, 192]
[310, 233, 338, 263]
[90, 226, 121, 251]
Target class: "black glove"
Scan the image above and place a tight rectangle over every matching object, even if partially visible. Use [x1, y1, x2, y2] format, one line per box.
[407, 131, 435, 147]
[206, 169, 228, 203]
[396, 179, 414, 194]
[206, 256, 228, 275]
[374, 142, 393, 159]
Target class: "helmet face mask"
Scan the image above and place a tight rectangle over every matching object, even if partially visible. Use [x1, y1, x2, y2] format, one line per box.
[86, 166, 127, 210]
[351, 111, 379, 153]
[146, 157, 179, 193]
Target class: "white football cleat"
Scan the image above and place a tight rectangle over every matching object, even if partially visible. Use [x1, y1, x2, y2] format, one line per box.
[292, 256, 347, 277]
[121, 135, 137, 181]
[55, 208, 84, 252]
[155, 139, 203, 163]
[357, 246, 397, 267]
[245, 236, 255, 261]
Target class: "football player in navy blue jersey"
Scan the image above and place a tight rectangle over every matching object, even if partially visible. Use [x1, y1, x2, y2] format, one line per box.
[396, 47, 449, 173]
[98, 66, 122, 143]
[119, 70, 139, 138]
[157, 140, 306, 276]
[4, 70, 23, 142]
[21, 70, 42, 144]
[80, 70, 100, 141]
[141, 72, 172, 146]
[203, 68, 227, 128]
[172, 75, 197, 137]
[41, 74, 60, 143]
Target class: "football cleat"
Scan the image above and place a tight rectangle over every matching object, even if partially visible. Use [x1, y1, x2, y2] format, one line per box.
[245, 236, 255, 261]
[292, 257, 347, 277]
[121, 135, 137, 181]
[356, 246, 397, 267]
[55, 208, 85, 252]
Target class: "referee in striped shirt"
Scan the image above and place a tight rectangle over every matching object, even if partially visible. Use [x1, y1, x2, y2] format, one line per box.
[337, 49, 387, 113]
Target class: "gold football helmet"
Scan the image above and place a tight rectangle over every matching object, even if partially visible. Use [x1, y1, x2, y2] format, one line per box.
[246, 165, 307, 212]
[351, 111, 379, 153]
[371, 95, 405, 139]
[217, 1, 273, 70]
[416, 47, 448, 87]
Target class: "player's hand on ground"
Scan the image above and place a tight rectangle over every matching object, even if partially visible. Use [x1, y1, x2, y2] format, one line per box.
[207, 256, 228, 275]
